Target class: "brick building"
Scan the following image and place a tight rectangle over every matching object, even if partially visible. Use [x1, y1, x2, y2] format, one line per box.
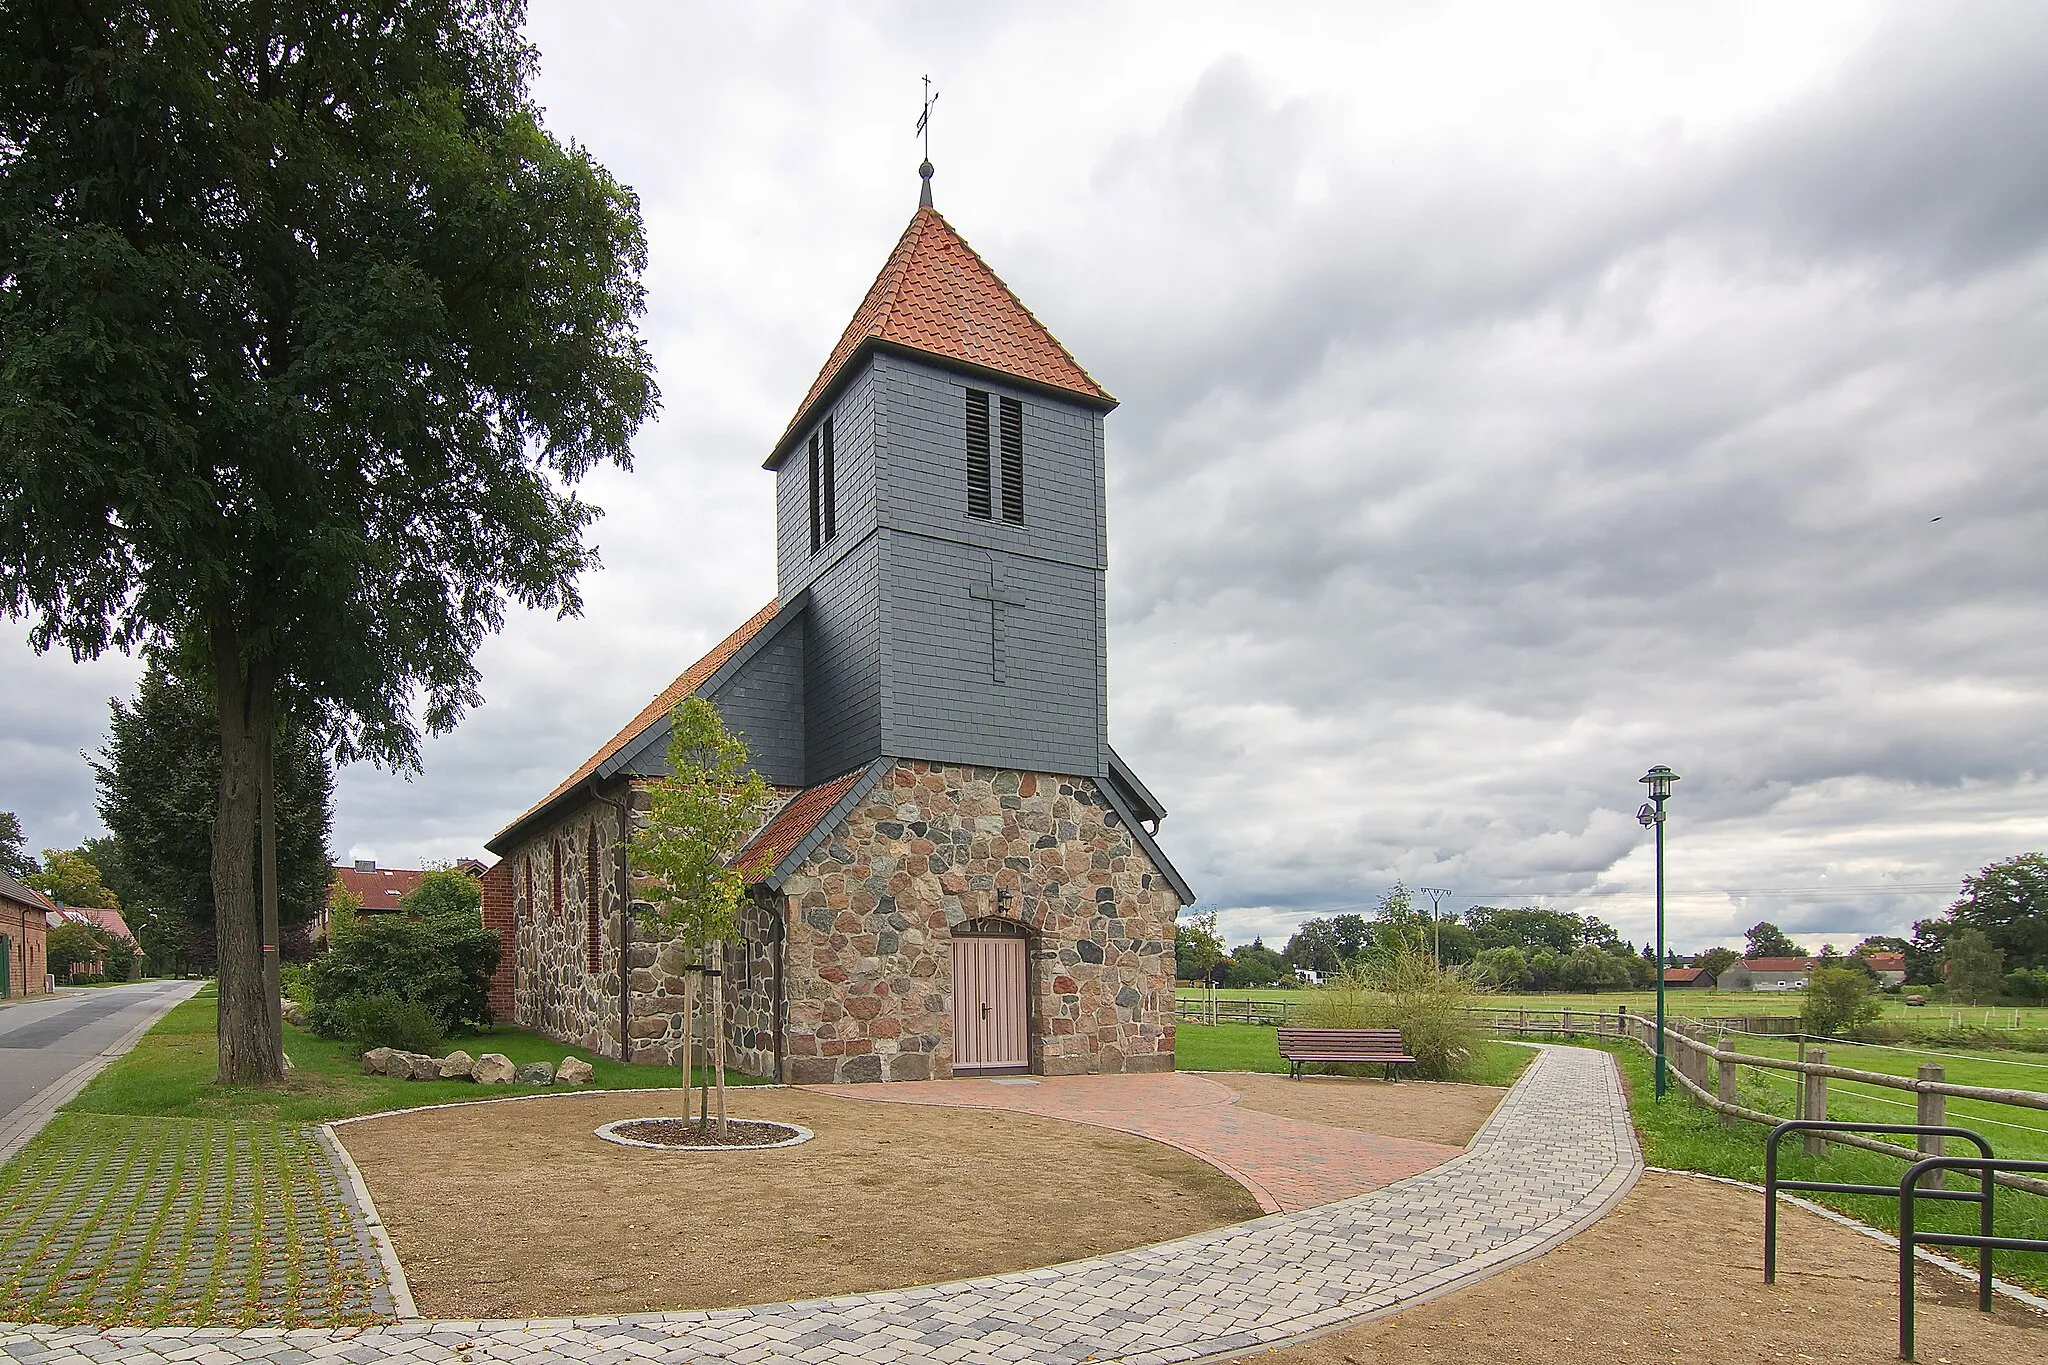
[483, 170, 1193, 1082]
[1, 871, 51, 999]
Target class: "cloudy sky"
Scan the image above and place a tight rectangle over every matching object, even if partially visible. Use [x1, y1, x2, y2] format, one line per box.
[6, 1, 2046, 954]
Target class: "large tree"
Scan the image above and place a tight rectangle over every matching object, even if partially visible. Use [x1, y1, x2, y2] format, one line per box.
[24, 848, 120, 909]
[1744, 921, 1802, 959]
[91, 659, 333, 953]
[0, 812, 35, 881]
[0, 2, 656, 1080]
[1939, 853, 2048, 972]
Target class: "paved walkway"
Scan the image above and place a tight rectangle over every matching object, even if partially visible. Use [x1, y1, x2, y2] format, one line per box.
[0, 1044, 1637, 1363]
[817, 1071, 1464, 1213]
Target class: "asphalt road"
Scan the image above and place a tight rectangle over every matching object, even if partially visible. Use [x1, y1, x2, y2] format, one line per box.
[0, 980, 199, 1126]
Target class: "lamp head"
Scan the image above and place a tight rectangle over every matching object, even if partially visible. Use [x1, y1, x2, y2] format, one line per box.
[1639, 765, 1680, 801]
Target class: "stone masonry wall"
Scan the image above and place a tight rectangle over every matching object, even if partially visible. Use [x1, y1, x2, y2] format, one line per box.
[779, 759, 1180, 1084]
[506, 792, 630, 1059]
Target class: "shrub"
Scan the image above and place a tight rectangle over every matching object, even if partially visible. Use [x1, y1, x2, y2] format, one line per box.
[1299, 939, 1481, 1080]
[279, 962, 315, 1007]
[337, 992, 445, 1056]
[1802, 965, 1883, 1037]
[305, 913, 501, 1038]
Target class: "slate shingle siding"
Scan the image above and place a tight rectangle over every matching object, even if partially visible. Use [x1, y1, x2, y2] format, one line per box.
[803, 535, 884, 783]
[703, 616, 807, 788]
[776, 371, 878, 601]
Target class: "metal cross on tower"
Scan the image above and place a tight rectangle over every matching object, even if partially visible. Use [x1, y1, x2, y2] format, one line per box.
[916, 75, 939, 207]
[969, 556, 1026, 684]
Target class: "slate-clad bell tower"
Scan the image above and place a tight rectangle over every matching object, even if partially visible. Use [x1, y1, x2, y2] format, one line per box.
[764, 195, 1118, 786]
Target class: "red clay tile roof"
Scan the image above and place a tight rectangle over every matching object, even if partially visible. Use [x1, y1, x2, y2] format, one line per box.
[775, 206, 1111, 457]
[736, 769, 867, 884]
[331, 865, 425, 912]
[495, 601, 782, 844]
[1740, 957, 1812, 972]
[1861, 951, 1906, 971]
[1664, 967, 1705, 983]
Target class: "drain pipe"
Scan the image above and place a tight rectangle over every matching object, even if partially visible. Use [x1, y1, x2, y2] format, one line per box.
[587, 779, 634, 1063]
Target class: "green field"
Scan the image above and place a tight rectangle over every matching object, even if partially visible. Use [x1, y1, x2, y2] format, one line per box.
[1176, 985, 2048, 1028]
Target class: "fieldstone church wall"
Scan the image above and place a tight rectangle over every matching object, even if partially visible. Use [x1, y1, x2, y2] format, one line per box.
[778, 759, 1179, 1084]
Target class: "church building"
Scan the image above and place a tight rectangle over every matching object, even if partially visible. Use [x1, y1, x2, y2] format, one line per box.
[481, 167, 1193, 1083]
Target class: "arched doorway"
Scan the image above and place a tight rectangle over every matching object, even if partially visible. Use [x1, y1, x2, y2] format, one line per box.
[950, 917, 1029, 1076]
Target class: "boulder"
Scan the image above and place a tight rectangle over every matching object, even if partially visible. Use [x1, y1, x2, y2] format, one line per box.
[438, 1050, 475, 1080]
[406, 1052, 441, 1081]
[381, 1051, 416, 1078]
[281, 999, 308, 1028]
[472, 1052, 516, 1085]
[514, 1060, 556, 1086]
[361, 1047, 395, 1076]
[556, 1055, 594, 1085]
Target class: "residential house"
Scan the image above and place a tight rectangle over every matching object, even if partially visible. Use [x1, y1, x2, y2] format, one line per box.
[1663, 966, 1716, 990]
[1716, 957, 1813, 991]
[1860, 951, 1908, 987]
[1, 872, 51, 998]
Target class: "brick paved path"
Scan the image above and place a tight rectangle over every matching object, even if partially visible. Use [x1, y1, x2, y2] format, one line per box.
[0, 1045, 1636, 1364]
[817, 1071, 1463, 1212]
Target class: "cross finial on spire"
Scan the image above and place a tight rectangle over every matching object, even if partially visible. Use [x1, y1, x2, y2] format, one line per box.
[916, 75, 938, 207]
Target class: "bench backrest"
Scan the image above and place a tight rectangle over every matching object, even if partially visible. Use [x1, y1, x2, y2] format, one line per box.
[1276, 1027, 1407, 1053]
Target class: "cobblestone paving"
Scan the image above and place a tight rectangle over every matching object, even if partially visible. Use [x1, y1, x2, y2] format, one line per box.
[0, 1045, 1635, 1363]
[817, 1071, 1465, 1212]
[0, 1114, 391, 1328]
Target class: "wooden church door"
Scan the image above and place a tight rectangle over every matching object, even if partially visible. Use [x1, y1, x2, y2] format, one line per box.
[950, 920, 1028, 1075]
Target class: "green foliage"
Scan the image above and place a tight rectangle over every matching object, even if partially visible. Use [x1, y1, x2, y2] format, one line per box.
[1225, 937, 1288, 987]
[631, 698, 773, 951]
[1802, 965, 1883, 1036]
[1698, 946, 1740, 980]
[92, 662, 333, 935]
[305, 915, 501, 1037]
[2005, 967, 2048, 1001]
[45, 920, 104, 977]
[325, 888, 362, 944]
[278, 963, 314, 1008]
[1464, 904, 1621, 956]
[336, 992, 446, 1057]
[1472, 945, 1528, 989]
[0, 1, 657, 1076]
[24, 848, 118, 909]
[1917, 852, 2048, 973]
[1175, 912, 1226, 982]
[0, 811, 34, 880]
[398, 867, 484, 927]
[1557, 944, 1631, 992]
[1943, 926, 2005, 1003]
[1281, 915, 1371, 975]
[1298, 942, 1483, 1080]
[1744, 921, 1801, 959]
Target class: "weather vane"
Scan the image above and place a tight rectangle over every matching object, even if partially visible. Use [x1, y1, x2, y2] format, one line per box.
[916, 75, 939, 206]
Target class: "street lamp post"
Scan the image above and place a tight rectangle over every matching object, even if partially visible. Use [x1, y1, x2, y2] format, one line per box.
[1638, 765, 1680, 1099]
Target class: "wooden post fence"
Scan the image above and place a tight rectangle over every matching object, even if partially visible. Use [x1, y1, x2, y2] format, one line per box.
[1716, 1035, 1738, 1126]
[1802, 1048, 1828, 1156]
[1917, 1062, 1949, 1190]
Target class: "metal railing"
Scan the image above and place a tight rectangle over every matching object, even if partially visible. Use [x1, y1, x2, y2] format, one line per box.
[1898, 1155, 2048, 1360]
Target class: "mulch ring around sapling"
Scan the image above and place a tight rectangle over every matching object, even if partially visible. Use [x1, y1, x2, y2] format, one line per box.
[594, 1117, 813, 1150]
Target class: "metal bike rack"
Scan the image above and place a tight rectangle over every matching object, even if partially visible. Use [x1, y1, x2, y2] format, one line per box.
[1898, 1155, 2048, 1361]
[1763, 1120, 1993, 1287]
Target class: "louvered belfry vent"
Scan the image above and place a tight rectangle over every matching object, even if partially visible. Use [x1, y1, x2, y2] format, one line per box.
[807, 431, 822, 550]
[820, 416, 837, 543]
[966, 387, 993, 519]
[999, 396, 1024, 525]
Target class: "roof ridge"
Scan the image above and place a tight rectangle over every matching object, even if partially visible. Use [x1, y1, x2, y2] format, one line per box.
[929, 209, 1110, 403]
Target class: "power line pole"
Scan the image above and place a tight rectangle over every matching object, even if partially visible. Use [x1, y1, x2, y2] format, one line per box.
[1420, 886, 1453, 965]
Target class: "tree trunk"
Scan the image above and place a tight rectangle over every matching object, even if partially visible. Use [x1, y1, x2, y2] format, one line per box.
[211, 620, 282, 1084]
[696, 953, 712, 1134]
[713, 940, 728, 1140]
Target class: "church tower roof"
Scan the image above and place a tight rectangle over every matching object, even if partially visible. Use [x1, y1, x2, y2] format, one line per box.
[767, 205, 1114, 468]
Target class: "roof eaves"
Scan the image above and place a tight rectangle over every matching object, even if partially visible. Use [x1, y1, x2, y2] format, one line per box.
[1093, 777, 1196, 907]
[1105, 745, 1167, 825]
[763, 757, 895, 891]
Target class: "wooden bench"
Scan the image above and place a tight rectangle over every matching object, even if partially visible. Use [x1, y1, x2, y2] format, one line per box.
[1276, 1027, 1417, 1080]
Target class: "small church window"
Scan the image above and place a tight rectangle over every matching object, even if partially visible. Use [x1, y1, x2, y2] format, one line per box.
[965, 388, 992, 519]
[807, 432, 821, 551]
[821, 416, 836, 543]
[999, 396, 1024, 524]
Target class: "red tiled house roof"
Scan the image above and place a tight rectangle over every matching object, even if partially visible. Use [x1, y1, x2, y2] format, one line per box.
[1862, 951, 1906, 972]
[1664, 967, 1706, 983]
[330, 865, 424, 913]
[769, 206, 1113, 466]
[736, 769, 868, 885]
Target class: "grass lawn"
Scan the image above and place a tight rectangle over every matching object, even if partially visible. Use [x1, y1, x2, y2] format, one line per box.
[1174, 1020, 1532, 1087]
[64, 993, 741, 1126]
[1603, 1040, 2048, 1296]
